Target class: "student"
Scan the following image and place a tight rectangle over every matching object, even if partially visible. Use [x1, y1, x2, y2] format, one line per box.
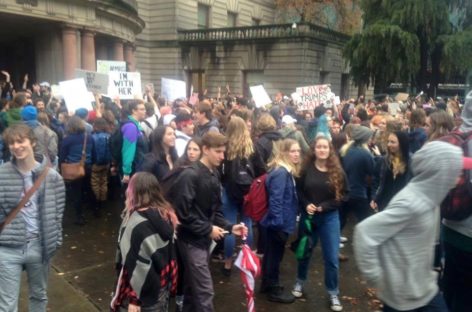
[168, 132, 247, 312]
[0, 123, 65, 312]
[91, 118, 112, 215]
[354, 141, 469, 312]
[260, 138, 301, 304]
[111, 172, 178, 312]
[292, 136, 347, 311]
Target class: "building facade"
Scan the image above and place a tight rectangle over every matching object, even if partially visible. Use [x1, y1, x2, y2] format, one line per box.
[135, 0, 353, 99]
[0, 0, 143, 85]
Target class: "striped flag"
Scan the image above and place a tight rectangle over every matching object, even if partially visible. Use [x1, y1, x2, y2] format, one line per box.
[235, 241, 261, 312]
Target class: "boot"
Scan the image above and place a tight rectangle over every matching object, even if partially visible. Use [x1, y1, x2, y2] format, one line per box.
[267, 285, 295, 304]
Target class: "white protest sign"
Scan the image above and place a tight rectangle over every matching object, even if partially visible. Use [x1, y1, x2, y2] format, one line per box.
[250, 85, 272, 108]
[75, 69, 109, 94]
[97, 60, 127, 74]
[59, 78, 94, 112]
[334, 96, 341, 105]
[388, 102, 400, 116]
[108, 72, 142, 100]
[296, 84, 335, 110]
[161, 78, 186, 102]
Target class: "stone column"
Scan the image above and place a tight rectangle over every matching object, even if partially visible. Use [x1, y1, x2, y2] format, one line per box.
[81, 30, 96, 71]
[62, 27, 78, 80]
[112, 40, 124, 61]
[124, 43, 136, 71]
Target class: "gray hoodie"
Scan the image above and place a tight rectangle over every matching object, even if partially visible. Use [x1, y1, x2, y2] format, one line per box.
[354, 141, 463, 310]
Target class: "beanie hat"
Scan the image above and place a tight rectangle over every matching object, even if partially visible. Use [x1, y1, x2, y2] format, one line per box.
[21, 105, 38, 121]
[75, 108, 89, 120]
[351, 125, 372, 144]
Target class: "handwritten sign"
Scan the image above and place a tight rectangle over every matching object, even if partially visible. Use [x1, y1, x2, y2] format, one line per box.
[59, 78, 94, 112]
[75, 69, 109, 94]
[296, 84, 335, 110]
[161, 78, 186, 102]
[108, 72, 142, 100]
[249, 85, 272, 108]
[97, 60, 127, 74]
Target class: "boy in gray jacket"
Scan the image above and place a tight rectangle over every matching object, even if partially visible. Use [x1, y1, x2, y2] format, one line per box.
[354, 141, 471, 311]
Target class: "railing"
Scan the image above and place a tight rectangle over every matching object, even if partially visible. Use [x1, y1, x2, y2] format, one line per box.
[178, 23, 350, 44]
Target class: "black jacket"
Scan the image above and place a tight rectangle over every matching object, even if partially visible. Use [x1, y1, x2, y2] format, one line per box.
[254, 131, 282, 174]
[168, 161, 232, 248]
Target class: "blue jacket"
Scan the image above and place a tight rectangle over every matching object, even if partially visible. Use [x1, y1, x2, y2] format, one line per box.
[342, 145, 374, 199]
[92, 132, 111, 165]
[261, 166, 298, 234]
[59, 133, 93, 166]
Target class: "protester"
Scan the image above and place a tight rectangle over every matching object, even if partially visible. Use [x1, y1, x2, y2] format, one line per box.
[168, 132, 247, 312]
[371, 131, 411, 211]
[260, 138, 301, 304]
[194, 101, 219, 138]
[354, 141, 468, 312]
[254, 113, 282, 172]
[221, 116, 256, 276]
[279, 115, 309, 154]
[174, 137, 202, 167]
[408, 109, 427, 153]
[59, 116, 93, 225]
[426, 110, 454, 141]
[139, 125, 178, 182]
[111, 172, 178, 312]
[75, 108, 93, 135]
[174, 112, 195, 157]
[292, 136, 347, 311]
[0, 123, 65, 311]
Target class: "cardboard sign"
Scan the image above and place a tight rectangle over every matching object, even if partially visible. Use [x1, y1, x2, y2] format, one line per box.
[395, 92, 409, 102]
[295, 84, 335, 110]
[161, 78, 186, 102]
[250, 85, 272, 108]
[388, 102, 401, 116]
[97, 60, 127, 74]
[75, 69, 109, 94]
[108, 72, 142, 100]
[59, 78, 94, 112]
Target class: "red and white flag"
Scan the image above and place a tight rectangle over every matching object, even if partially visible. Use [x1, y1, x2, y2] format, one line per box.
[235, 242, 261, 312]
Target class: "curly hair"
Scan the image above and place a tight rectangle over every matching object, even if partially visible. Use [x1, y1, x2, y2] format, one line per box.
[303, 136, 345, 201]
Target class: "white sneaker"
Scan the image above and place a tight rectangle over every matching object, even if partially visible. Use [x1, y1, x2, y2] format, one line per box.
[330, 295, 343, 311]
[339, 243, 345, 248]
[340, 236, 348, 243]
[291, 281, 304, 298]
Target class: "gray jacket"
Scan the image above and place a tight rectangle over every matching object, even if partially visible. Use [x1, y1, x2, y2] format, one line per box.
[0, 156, 65, 261]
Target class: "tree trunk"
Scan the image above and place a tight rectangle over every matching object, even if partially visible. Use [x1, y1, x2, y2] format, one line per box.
[429, 44, 442, 99]
[416, 34, 429, 96]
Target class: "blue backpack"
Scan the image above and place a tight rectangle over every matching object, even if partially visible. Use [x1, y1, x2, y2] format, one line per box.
[92, 132, 112, 165]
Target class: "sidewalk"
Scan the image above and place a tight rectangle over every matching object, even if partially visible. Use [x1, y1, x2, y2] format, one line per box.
[19, 265, 99, 312]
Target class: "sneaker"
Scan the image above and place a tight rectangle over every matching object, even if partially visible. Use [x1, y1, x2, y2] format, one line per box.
[267, 286, 295, 304]
[329, 295, 343, 311]
[221, 266, 232, 277]
[339, 243, 345, 249]
[340, 236, 348, 243]
[291, 281, 304, 298]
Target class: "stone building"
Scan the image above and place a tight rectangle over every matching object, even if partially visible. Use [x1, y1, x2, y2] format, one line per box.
[135, 0, 353, 99]
[0, 0, 143, 85]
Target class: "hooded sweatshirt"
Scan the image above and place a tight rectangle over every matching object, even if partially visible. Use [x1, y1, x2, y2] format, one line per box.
[442, 90, 472, 247]
[354, 141, 463, 310]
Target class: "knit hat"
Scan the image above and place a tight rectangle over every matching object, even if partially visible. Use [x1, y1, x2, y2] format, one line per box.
[351, 125, 372, 144]
[75, 108, 89, 120]
[21, 105, 38, 121]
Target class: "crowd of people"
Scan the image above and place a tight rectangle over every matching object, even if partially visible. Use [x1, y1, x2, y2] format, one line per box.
[0, 75, 471, 312]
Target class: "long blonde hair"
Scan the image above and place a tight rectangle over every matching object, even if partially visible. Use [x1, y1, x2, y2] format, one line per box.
[225, 116, 254, 161]
[268, 138, 301, 177]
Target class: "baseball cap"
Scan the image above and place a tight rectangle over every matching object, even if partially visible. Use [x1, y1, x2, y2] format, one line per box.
[282, 115, 297, 125]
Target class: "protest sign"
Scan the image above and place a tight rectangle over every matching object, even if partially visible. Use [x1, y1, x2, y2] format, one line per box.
[108, 72, 142, 100]
[389, 102, 400, 116]
[295, 84, 335, 110]
[161, 78, 186, 102]
[75, 69, 109, 94]
[249, 85, 272, 108]
[59, 78, 94, 112]
[395, 92, 409, 102]
[97, 60, 127, 74]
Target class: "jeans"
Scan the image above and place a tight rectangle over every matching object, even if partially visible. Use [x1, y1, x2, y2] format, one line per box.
[261, 227, 288, 287]
[383, 292, 448, 312]
[442, 241, 472, 312]
[0, 238, 50, 312]
[296, 210, 340, 295]
[221, 189, 253, 259]
[177, 241, 214, 312]
[340, 197, 373, 230]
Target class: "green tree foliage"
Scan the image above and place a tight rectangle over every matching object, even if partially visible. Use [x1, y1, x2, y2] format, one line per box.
[344, 0, 472, 95]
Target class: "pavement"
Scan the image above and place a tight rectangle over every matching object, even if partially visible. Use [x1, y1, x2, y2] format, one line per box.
[19, 196, 381, 312]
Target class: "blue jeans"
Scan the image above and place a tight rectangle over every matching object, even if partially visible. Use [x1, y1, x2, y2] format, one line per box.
[0, 238, 50, 312]
[222, 189, 253, 259]
[296, 210, 340, 295]
[383, 292, 448, 312]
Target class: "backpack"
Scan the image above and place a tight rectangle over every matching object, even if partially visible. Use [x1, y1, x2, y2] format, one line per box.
[109, 120, 134, 165]
[440, 131, 472, 221]
[243, 173, 268, 222]
[92, 132, 112, 165]
[225, 157, 255, 205]
[161, 165, 192, 201]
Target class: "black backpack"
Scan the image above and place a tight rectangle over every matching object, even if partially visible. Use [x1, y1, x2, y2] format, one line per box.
[109, 120, 135, 166]
[224, 157, 255, 205]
